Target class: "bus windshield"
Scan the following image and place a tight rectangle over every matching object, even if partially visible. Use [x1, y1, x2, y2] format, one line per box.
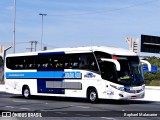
[99, 56, 144, 86]
[117, 56, 144, 86]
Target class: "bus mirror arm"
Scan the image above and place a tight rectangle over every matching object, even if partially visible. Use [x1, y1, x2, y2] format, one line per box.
[140, 59, 151, 72]
[101, 58, 121, 71]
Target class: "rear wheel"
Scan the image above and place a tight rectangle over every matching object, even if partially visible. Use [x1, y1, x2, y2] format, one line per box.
[88, 88, 98, 103]
[22, 87, 30, 99]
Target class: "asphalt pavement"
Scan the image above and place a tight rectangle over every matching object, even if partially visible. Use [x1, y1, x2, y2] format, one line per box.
[0, 92, 160, 120]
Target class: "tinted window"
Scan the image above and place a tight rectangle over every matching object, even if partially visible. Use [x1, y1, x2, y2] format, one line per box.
[37, 55, 64, 69]
[6, 53, 98, 72]
[99, 61, 118, 82]
[7, 56, 37, 69]
[6, 55, 64, 70]
[94, 51, 112, 60]
[64, 53, 99, 72]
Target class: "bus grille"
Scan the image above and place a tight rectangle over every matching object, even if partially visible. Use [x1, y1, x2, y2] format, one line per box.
[124, 89, 143, 93]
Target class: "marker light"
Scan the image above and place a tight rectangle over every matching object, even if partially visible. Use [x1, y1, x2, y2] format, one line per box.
[113, 56, 117, 60]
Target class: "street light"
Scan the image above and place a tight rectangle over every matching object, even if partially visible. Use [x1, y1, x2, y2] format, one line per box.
[13, 0, 16, 53]
[39, 13, 47, 50]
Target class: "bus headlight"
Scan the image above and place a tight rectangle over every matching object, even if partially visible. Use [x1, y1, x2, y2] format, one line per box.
[142, 85, 145, 90]
[110, 85, 125, 91]
[118, 87, 125, 91]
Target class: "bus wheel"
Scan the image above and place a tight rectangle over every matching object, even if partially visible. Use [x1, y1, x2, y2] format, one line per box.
[22, 86, 30, 99]
[88, 88, 98, 103]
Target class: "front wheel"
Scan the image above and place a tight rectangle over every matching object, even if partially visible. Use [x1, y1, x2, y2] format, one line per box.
[88, 88, 98, 103]
[22, 87, 31, 99]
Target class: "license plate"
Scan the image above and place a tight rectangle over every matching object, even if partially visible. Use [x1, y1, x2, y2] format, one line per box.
[131, 96, 137, 99]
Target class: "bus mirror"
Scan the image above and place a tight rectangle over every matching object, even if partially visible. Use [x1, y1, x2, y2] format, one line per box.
[101, 58, 120, 71]
[140, 59, 151, 71]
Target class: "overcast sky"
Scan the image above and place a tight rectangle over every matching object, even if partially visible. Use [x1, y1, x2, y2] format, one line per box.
[0, 0, 160, 56]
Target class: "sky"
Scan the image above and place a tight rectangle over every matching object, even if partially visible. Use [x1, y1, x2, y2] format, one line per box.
[0, 0, 160, 57]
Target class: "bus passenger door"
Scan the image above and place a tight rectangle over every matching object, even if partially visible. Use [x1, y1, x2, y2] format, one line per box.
[100, 61, 118, 99]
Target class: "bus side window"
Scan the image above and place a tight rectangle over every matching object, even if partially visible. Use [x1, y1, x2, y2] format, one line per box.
[65, 63, 72, 69]
[79, 61, 84, 69]
[72, 62, 78, 68]
[15, 64, 20, 69]
[78, 53, 98, 71]
[47, 63, 53, 68]
[31, 64, 36, 69]
[100, 61, 117, 82]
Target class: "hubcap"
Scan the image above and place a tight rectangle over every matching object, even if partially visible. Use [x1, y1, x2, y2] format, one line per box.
[24, 89, 29, 97]
[90, 91, 96, 101]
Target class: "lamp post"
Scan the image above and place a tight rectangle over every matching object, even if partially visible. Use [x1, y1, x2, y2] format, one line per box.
[39, 13, 47, 50]
[13, 0, 16, 53]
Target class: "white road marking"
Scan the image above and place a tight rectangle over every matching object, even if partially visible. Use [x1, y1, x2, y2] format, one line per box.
[100, 117, 117, 120]
[40, 110, 55, 111]
[20, 107, 30, 110]
[76, 106, 90, 109]
[70, 105, 90, 109]
[12, 100, 27, 103]
[5, 106, 14, 109]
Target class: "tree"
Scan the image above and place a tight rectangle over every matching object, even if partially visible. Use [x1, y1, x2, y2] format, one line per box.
[144, 56, 160, 86]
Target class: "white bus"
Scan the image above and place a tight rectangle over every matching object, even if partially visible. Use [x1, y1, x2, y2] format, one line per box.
[5, 46, 146, 103]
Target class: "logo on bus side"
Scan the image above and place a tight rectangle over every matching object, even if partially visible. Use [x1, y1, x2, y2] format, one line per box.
[84, 72, 95, 78]
[107, 90, 114, 95]
[64, 72, 81, 79]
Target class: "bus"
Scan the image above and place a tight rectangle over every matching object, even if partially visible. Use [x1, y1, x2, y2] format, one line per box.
[5, 46, 146, 103]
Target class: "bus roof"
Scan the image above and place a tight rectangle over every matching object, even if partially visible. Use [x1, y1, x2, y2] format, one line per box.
[6, 46, 137, 57]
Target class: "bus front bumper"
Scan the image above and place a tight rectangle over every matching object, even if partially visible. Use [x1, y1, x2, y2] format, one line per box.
[118, 91, 145, 100]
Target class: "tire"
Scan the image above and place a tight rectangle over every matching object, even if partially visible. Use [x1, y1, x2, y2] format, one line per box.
[88, 88, 98, 103]
[22, 87, 31, 99]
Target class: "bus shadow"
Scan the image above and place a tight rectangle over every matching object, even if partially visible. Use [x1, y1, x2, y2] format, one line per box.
[11, 95, 88, 102]
[99, 99, 154, 105]
[11, 95, 155, 105]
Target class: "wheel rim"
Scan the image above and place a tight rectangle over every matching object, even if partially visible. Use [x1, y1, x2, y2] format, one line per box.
[24, 89, 29, 98]
[90, 91, 96, 102]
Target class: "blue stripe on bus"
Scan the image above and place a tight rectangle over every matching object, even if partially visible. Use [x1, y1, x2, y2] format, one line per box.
[38, 88, 65, 94]
[6, 71, 82, 79]
[37, 52, 65, 94]
[37, 79, 65, 94]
